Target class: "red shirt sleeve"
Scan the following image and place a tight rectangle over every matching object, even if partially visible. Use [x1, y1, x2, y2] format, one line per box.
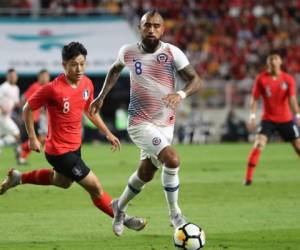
[28, 83, 53, 111]
[287, 75, 296, 97]
[252, 75, 261, 100]
[84, 81, 94, 112]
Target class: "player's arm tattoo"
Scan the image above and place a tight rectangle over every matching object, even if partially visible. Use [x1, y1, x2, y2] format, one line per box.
[177, 64, 203, 96]
[98, 61, 125, 100]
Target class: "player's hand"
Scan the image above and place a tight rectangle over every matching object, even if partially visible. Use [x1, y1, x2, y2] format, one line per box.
[106, 132, 121, 152]
[29, 137, 42, 153]
[162, 93, 182, 109]
[296, 116, 300, 127]
[89, 97, 104, 116]
[247, 117, 256, 132]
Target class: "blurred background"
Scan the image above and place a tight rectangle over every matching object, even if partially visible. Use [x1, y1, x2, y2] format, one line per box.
[1, 0, 300, 144]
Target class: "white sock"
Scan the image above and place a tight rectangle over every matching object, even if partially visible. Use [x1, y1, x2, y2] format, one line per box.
[162, 166, 181, 216]
[118, 171, 146, 211]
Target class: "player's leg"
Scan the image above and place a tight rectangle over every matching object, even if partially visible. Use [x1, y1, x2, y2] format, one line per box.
[16, 123, 30, 165]
[158, 145, 185, 227]
[0, 168, 58, 195]
[277, 120, 300, 156]
[244, 121, 273, 185]
[112, 158, 155, 236]
[0, 115, 20, 148]
[78, 170, 114, 217]
[76, 157, 147, 233]
[292, 138, 300, 155]
[244, 134, 268, 185]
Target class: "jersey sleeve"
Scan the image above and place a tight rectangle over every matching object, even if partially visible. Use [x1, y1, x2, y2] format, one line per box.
[169, 44, 190, 71]
[287, 75, 296, 97]
[116, 45, 127, 66]
[28, 83, 52, 110]
[252, 76, 261, 99]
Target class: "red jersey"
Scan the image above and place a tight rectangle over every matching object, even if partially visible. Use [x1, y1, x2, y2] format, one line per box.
[28, 74, 94, 155]
[23, 82, 43, 122]
[252, 71, 296, 123]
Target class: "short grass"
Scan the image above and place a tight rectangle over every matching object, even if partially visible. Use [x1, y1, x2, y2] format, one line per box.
[0, 143, 300, 250]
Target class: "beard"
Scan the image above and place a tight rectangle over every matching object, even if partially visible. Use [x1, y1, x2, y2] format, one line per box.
[141, 37, 160, 52]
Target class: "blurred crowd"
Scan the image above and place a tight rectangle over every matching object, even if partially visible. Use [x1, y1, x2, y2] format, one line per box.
[0, 0, 122, 15]
[2, 0, 300, 81]
[124, 0, 300, 80]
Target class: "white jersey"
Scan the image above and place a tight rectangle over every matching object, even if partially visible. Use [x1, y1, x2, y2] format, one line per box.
[0, 81, 20, 115]
[118, 41, 189, 127]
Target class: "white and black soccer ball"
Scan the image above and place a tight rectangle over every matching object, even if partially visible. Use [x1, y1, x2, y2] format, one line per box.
[173, 223, 205, 249]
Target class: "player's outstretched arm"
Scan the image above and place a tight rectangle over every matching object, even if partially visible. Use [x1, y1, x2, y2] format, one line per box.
[23, 102, 41, 152]
[163, 64, 203, 108]
[247, 96, 258, 132]
[177, 64, 203, 96]
[289, 96, 300, 126]
[85, 111, 121, 151]
[89, 61, 124, 115]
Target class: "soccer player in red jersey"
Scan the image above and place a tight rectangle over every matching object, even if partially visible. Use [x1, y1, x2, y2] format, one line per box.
[0, 42, 146, 231]
[244, 53, 300, 185]
[16, 69, 50, 165]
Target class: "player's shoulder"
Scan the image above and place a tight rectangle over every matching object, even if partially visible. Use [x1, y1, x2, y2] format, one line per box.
[162, 42, 183, 54]
[281, 71, 295, 81]
[81, 75, 93, 87]
[119, 43, 139, 53]
[163, 41, 179, 50]
[255, 71, 268, 81]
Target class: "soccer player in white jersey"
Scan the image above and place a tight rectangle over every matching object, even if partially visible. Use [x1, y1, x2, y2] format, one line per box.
[90, 11, 203, 236]
[0, 68, 20, 150]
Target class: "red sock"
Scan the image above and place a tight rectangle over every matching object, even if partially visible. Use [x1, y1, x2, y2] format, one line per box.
[245, 148, 261, 181]
[92, 192, 113, 218]
[20, 140, 31, 158]
[21, 169, 53, 185]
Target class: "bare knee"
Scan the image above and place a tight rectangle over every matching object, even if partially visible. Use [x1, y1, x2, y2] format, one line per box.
[88, 182, 103, 198]
[254, 135, 267, 150]
[56, 181, 72, 189]
[52, 171, 73, 189]
[158, 147, 180, 168]
[137, 159, 157, 182]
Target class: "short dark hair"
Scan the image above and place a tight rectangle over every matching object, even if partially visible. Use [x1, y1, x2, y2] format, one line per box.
[62, 42, 87, 62]
[147, 10, 159, 17]
[38, 69, 48, 75]
[7, 68, 16, 74]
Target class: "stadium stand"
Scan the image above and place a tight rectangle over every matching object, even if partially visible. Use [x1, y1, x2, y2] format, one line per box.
[1, 0, 300, 142]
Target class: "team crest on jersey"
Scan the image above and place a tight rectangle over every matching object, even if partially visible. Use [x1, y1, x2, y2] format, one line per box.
[157, 53, 168, 63]
[152, 137, 161, 146]
[83, 89, 89, 100]
[281, 82, 288, 90]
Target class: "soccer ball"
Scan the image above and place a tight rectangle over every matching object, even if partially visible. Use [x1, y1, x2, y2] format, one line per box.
[173, 223, 205, 249]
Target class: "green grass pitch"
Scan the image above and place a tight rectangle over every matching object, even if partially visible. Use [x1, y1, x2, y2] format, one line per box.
[0, 143, 300, 250]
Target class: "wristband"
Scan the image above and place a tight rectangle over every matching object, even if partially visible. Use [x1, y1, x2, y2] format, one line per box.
[296, 113, 300, 119]
[249, 113, 256, 120]
[176, 90, 187, 99]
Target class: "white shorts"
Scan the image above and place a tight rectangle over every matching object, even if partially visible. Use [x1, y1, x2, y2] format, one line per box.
[127, 122, 174, 168]
[0, 114, 20, 137]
